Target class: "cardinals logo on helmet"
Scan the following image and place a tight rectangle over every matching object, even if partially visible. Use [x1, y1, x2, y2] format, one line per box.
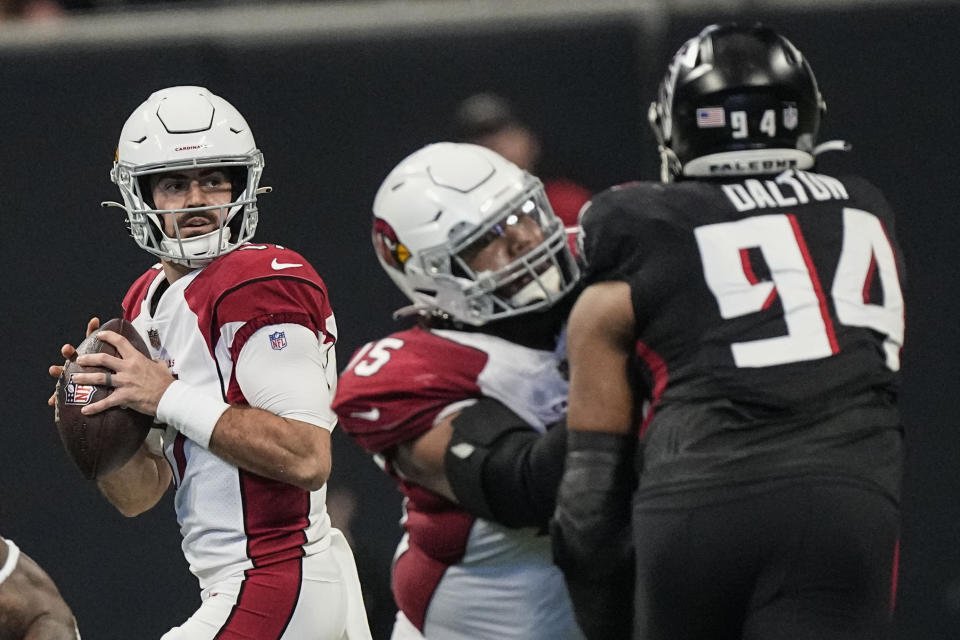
[373, 218, 411, 272]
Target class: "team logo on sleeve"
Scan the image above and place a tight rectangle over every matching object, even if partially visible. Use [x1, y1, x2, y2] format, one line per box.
[64, 375, 96, 405]
[269, 331, 288, 351]
[373, 218, 411, 272]
[350, 408, 380, 421]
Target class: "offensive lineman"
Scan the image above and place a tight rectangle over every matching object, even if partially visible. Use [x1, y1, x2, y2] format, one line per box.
[49, 87, 371, 639]
[334, 142, 586, 639]
[553, 24, 905, 640]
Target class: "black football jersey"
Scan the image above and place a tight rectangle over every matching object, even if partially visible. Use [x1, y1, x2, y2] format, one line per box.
[580, 170, 905, 504]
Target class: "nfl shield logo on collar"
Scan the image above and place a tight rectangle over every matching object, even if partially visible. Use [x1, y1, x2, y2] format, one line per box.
[783, 103, 799, 131]
[269, 331, 288, 351]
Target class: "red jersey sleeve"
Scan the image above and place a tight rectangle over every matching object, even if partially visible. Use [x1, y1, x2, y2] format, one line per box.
[333, 327, 488, 453]
[182, 244, 335, 360]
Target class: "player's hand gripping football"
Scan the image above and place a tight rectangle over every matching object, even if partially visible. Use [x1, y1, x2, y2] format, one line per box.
[47, 316, 100, 407]
[68, 329, 174, 417]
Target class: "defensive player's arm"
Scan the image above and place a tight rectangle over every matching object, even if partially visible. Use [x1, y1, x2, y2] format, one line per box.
[550, 280, 638, 638]
[566, 280, 636, 435]
[394, 399, 568, 528]
[0, 537, 80, 640]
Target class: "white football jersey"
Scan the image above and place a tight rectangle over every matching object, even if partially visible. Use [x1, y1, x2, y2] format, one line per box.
[123, 244, 338, 590]
[336, 327, 583, 640]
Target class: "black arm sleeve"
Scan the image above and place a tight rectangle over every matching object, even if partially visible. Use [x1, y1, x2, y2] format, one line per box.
[443, 398, 567, 528]
[550, 430, 637, 639]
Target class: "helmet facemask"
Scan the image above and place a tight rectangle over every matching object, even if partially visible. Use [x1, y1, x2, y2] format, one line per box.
[373, 143, 581, 328]
[112, 152, 263, 268]
[108, 86, 266, 268]
[430, 182, 578, 324]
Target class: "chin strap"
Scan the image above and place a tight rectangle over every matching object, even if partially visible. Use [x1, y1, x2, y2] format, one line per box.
[391, 304, 431, 321]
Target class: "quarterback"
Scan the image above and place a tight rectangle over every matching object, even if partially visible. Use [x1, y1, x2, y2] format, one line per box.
[50, 87, 371, 640]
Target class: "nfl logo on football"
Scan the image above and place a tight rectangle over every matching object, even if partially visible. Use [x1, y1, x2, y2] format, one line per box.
[65, 375, 95, 405]
[269, 331, 288, 351]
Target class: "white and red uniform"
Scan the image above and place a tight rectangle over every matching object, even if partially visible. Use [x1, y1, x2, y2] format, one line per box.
[334, 327, 583, 640]
[122, 244, 370, 640]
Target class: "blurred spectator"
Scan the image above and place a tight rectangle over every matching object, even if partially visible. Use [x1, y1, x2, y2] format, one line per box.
[452, 92, 592, 233]
[0, 0, 65, 20]
[0, 0, 209, 19]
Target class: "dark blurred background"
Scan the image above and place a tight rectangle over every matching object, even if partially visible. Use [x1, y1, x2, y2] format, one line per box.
[0, 1, 956, 638]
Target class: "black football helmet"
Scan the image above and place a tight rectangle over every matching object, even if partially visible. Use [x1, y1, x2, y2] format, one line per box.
[649, 23, 827, 181]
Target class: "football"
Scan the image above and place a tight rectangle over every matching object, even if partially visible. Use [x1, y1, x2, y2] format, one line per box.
[55, 318, 154, 480]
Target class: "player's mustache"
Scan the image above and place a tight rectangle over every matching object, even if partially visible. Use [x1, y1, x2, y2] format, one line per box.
[176, 211, 220, 227]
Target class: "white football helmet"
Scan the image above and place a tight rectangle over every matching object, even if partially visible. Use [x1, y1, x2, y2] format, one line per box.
[108, 86, 265, 267]
[372, 142, 580, 326]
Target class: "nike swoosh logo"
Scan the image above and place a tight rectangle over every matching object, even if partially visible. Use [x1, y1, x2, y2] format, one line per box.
[271, 258, 303, 270]
[350, 408, 380, 421]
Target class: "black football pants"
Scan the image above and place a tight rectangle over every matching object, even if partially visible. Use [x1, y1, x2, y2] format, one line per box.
[631, 480, 899, 640]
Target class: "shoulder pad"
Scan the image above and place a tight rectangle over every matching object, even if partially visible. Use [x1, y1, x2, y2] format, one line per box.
[334, 328, 489, 452]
